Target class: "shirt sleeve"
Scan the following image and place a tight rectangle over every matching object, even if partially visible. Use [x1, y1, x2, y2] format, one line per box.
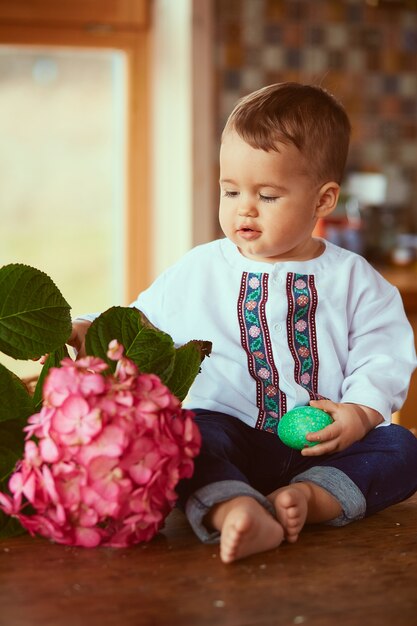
[340, 266, 416, 423]
[74, 247, 197, 333]
[129, 271, 168, 330]
[74, 272, 168, 327]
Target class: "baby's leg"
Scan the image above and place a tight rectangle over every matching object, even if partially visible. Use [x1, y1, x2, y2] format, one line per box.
[268, 482, 342, 543]
[205, 496, 284, 564]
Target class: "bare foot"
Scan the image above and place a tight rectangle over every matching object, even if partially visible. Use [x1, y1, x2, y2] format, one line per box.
[208, 496, 284, 564]
[270, 486, 308, 543]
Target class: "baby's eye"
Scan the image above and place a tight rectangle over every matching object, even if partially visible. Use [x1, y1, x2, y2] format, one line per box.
[223, 190, 239, 198]
[259, 194, 278, 203]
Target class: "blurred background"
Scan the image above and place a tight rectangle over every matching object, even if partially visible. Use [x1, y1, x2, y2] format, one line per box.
[1, 0, 417, 428]
[214, 0, 417, 265]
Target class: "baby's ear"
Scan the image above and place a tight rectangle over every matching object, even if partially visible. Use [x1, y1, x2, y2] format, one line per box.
[314, 182, 340, 219]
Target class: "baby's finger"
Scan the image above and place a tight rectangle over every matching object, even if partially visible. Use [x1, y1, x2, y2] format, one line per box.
[309, 398, 337, 414]
[301, 437, 339, 456]
[31, 354, 49, 364]
[305, 421, 339, 444]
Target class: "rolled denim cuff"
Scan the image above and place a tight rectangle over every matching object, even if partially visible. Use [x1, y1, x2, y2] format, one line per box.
[291, 466, 366, 526]
[185, 480, 276, 544]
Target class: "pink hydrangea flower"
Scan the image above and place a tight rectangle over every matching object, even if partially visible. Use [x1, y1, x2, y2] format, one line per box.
[0, 342, 201, 548]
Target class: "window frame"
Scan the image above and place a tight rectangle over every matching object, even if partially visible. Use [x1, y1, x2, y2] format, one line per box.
[0, 0, 151, 302]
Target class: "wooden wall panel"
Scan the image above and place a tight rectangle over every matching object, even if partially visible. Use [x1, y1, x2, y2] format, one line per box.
[0, 0, 149, 29]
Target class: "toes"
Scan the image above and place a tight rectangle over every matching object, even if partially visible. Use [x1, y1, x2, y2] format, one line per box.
[273, 487, 308, 543]
[285, 504, 300, 521]
[221, 525, 240, 562]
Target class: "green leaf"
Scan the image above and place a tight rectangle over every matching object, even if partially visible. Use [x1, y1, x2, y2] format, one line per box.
[0, 511, 26, 539]
[85, 306, 212, 400]
[33, 345, 70, 409]
[85, 307, 177, 383]
[0, 363, 35, 424]
[0, 418, 27, 538]
[165, 340, 212, 402]
[0, 428, 23, 484]
[0, 370, 30, 489]
[0, 263, 72, 360]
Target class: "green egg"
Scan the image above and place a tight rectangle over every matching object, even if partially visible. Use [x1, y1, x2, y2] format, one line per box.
[278, 406, 333, 450]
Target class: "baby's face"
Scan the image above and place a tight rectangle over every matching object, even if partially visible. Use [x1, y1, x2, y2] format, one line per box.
[219, 131, 327, 263]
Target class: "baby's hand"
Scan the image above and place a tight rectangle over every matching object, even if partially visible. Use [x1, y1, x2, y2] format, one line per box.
[67, 320, 91, 358]
[300, 399, 383, 456]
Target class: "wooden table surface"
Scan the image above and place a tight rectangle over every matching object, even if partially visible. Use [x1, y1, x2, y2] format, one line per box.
[1, 493, 416, 626]
[1, 266, 416, 626]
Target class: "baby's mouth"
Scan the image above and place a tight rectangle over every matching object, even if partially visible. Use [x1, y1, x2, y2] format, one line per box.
[238, 227, 261, 239]
[238, 224, 258, 232]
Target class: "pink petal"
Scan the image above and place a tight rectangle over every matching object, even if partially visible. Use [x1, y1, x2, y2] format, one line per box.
[21, 472, 37, 503]
[39, 438, 61, 463]
[107, 339, 124, 361]
[41, 465, 60, 504]
[62, 396, 90, 422]
[9, 471, 23, 495]
[0, 492, 15, 515]
[80, 373, 107, 396]
[78, 425, 126, 464]
[24, 440, 41, 465]
[77, 507, 99, 528]
[74, 526, 102, 547]
[129, 465, 153, 485]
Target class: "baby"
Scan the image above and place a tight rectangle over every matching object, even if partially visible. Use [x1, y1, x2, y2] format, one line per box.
[72, 83, 417, 563]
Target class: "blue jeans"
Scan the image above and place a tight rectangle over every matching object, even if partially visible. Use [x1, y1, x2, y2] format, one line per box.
[176, 410, 417, 543]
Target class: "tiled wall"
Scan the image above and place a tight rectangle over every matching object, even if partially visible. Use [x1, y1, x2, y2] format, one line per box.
[214, 0, 417, 230]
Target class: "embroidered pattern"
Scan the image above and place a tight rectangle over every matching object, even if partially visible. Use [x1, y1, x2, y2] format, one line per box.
[238, 272, 286, 434]
[286, 273, 323, 400]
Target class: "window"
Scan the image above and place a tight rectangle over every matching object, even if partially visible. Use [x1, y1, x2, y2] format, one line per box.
[0, 0, 150, 378]
[0, 46, 126, 312]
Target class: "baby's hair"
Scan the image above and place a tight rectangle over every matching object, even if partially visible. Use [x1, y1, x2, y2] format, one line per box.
[222, 82, 351, 185]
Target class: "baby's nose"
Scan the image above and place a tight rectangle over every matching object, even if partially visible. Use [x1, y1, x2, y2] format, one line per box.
[238, 197, 258, 216]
